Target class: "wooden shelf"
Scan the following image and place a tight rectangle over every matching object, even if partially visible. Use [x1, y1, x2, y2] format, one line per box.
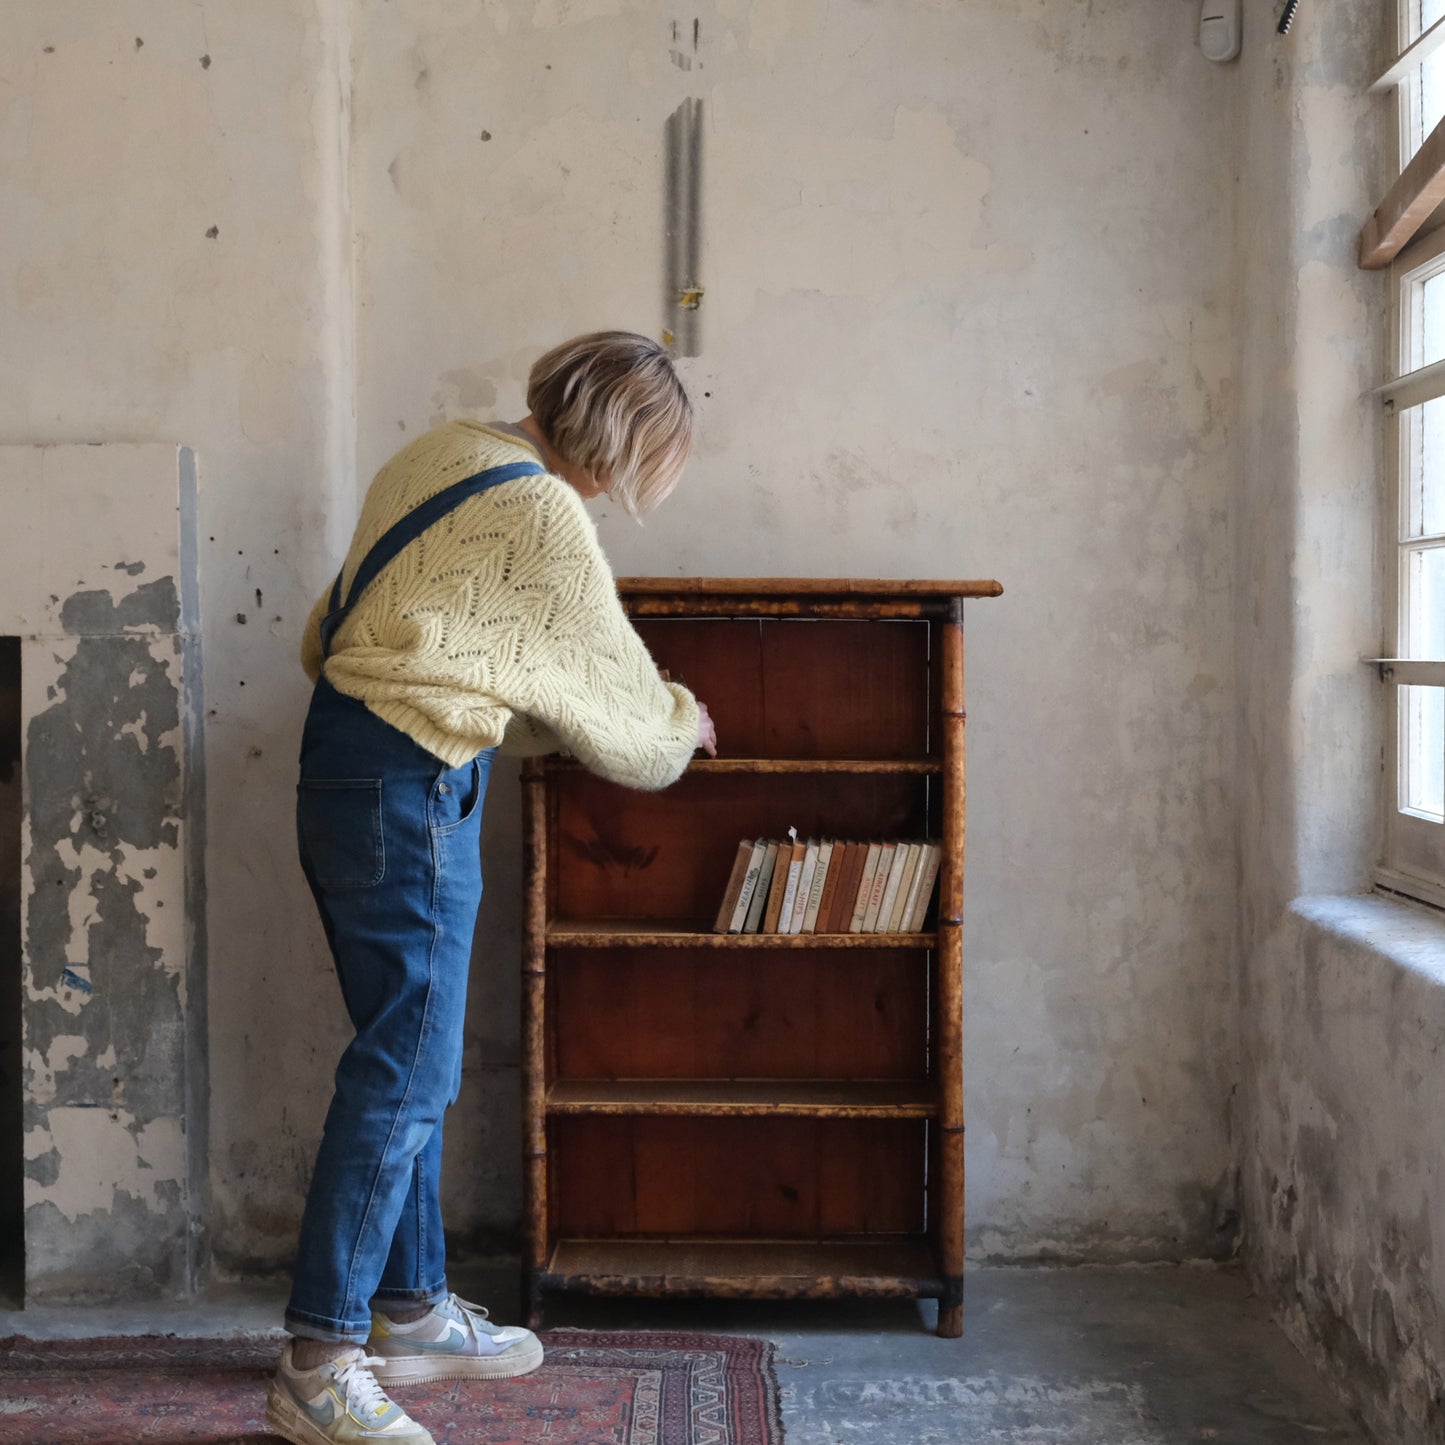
[617, 577, 1002, 599]
[546, 920, 938, 948]
[540, 756, 942, 776]
[523, 578, 981, 1338]
[543, 1236, 946, 1299]
[546, 1078, 936, 1118]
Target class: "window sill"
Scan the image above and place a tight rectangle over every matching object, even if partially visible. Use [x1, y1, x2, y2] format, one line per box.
[1294, 891, 1445, 990]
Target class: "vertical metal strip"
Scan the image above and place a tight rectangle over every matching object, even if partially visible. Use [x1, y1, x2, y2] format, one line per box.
[664, 98, 704, 356]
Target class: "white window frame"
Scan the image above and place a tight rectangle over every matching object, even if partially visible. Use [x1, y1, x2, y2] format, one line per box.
[1377, 1, 1445, 906]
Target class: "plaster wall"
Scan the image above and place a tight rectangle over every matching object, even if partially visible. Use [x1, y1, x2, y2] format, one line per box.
[0, 443, 201, 1303]
[1233, 2, 1445, 1438]
[2, 0, 1243, 1282]
[0, 2, 356, 1290]
[344, 0, 1241, 1266]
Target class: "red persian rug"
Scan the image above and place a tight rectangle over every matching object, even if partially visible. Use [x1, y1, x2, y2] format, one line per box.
[0, 1330, 783, 1445]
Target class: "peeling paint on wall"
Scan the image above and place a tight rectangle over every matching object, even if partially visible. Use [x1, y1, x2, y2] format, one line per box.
[2, 443, 202, 1305]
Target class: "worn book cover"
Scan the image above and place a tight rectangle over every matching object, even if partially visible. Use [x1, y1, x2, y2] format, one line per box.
[787, 839, 820, 935]
[860, 841, 896, 932]
[728, 839, 768, 933]
[713, 839, 753, 934]
[742, 840, 779, 933]
[801, 839, 834, 932]
[848, 842, 883, 933]
[906, 843, 943, 932]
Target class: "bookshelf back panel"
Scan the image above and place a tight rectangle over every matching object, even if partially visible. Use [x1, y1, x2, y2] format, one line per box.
[550, 950, 927, 1080]
[633, 619, 930, 759]
[553, 773, 929, 921]
[550, 1117, 925, 1237]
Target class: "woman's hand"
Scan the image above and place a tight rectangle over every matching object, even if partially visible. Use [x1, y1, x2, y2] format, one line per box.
[695, 701, 718, 757]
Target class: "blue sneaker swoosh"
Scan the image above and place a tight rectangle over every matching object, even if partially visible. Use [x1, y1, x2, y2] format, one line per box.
[301, 1390, 339, 1427]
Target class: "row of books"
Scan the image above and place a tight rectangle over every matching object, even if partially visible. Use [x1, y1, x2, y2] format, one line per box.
[713, 833, 942, 935]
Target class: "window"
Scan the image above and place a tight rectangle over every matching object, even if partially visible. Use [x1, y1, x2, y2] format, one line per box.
[1379, 4, 1445, 903]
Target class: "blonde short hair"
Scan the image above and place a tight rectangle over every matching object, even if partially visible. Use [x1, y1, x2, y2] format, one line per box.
[527, 331, 694, 517]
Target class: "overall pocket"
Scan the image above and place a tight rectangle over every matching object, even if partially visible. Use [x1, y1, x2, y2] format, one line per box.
[297, 779, 385, 888]
[431, 750, 496, 835]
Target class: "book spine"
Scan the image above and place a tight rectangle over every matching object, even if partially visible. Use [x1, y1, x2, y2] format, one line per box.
[848, 843, 882, 933]
[787, 840, 820, 935]
[906, 843, 943, 932]
[860, 842, 896, 932]
[814, 840, 843, 933]
[728, 840, 767, 933]
[830, 843, 866, 935]
[776, 848, 805, 933]
[892, 843, 925, 932]
[873, 842, 910, 934]
[713, 839, 753, 934]
[895, 842, 928, 934]
[762, 842, 796, 933]
[801, 840, 833, 932]
[742, 841, 779, 933]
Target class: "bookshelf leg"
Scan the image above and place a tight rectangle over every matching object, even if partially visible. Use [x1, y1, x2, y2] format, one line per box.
[936, 1274, 963, 1338]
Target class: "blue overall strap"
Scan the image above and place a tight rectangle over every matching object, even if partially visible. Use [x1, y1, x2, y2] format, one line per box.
[319, 459, 544, 657]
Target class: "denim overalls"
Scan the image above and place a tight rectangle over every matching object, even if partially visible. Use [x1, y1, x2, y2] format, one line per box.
[285, 460, 542, 1343]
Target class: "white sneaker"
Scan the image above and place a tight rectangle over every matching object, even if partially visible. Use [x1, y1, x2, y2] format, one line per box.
[367, 1293, 545, 1385]
[265, 1343, 436, 1444]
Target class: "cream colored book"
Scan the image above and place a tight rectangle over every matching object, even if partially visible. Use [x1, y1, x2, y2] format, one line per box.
[775, 840, 807, 934]
[800, 840, 834, 932]
[848, 843, 883, 932]
[787, 839, 820, 934]
[728, 839, 768, 934]
[905, 843, 943, 932]
[872, 841, 911, 934]
[896, 841, 932, 933]
[742, 841, 779, 933]
[860, 841, 896, 932]
[878, 843, 913, 930]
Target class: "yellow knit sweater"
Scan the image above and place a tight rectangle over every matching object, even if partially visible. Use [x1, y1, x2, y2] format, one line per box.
[301, 421, 699, 790]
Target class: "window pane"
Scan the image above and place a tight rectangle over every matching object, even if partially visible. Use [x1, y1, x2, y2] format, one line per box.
[1403, 685, 1445, 819]
[1412, 1, 1445, 156]
[1406, 397, 1445, 536]
[1417, 271, 1445, 369]
[1423, 53, 1445, 145]
[1407, 545, 1445, 655]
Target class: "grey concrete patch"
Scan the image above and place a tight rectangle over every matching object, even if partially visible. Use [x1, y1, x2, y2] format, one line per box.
[57, 577, 180, 636]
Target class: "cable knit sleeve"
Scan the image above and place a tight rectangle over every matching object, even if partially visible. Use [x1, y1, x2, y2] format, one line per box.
[496, 489, 700, 791]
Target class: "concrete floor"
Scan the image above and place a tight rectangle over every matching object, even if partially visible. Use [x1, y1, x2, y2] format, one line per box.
[0, 1265, 1368, 1445]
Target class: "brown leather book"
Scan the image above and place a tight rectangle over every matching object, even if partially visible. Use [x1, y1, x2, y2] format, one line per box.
[821, 841, 861, 934]
[761, 840, 798, 933]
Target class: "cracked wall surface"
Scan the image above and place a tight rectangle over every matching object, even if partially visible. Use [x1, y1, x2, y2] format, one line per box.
[1, 1, 1247, 1282]
[1234, 3, 1445, 1440]
[1, 443, 202, 1303]
[12, 29, 1441, 1436]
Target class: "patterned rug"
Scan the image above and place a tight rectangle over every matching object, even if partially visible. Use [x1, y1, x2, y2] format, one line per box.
[0, 1331, 783, 1445]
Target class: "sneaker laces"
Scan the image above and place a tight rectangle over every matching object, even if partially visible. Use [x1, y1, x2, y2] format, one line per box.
[334, 1351, 399, 1420]
[443, 1294, 497, 1342]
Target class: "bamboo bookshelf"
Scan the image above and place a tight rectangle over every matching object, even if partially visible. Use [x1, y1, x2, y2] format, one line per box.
[521, 577, 1001, 1337]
